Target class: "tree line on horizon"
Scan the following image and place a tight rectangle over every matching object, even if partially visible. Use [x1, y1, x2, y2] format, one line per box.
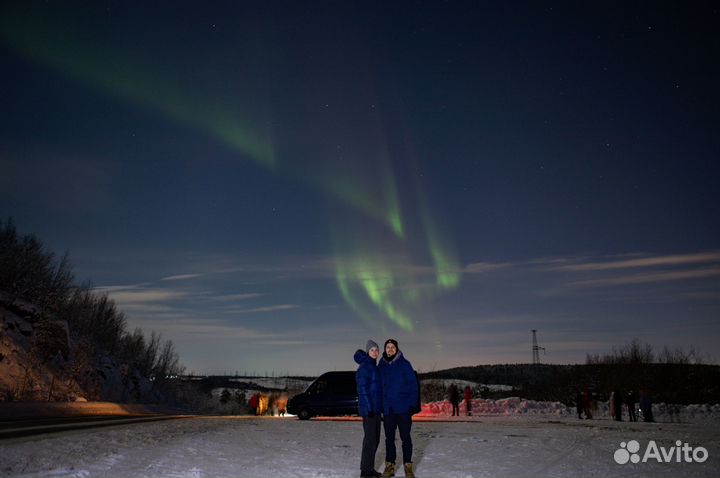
[0, 218, 183, 401]
[585, 337, 710, 366]
[420, 340, 717, 404]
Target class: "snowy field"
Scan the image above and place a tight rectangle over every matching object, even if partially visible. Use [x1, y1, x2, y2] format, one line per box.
[1, 415, 717, 478]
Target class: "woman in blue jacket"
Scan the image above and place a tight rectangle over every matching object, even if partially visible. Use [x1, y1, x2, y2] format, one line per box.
[355, 340, 383, 478]
[378, 339, 418, 478]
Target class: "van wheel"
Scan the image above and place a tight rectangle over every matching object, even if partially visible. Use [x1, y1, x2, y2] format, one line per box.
[298, 408, 312, 420]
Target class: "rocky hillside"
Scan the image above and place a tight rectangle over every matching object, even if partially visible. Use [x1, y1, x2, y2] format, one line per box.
[1, 291, 159, 402]
[1, 219, 183, 404]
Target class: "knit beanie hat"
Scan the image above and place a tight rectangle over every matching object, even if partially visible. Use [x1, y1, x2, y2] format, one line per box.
[366, 339, 379, 353]
[384, 338, 399, 350]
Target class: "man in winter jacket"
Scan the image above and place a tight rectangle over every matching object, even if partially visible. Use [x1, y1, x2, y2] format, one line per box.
[448, 384, 460, 416]
[463, 385, 473, 416]
[378, 339, 418, 478]
[355, 340, 383, 478]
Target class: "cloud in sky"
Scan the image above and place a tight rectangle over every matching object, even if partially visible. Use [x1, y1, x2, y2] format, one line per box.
[99, 288, 189, 304]
[566, 267, 720, 288]
[210, 293, 265, 302]
[220, 304, 301, 315]
[550, 251, 720, 272]
[161, 273, 207, 281]
[135, 319, 279, 341]
[537, 252, 720, 291]
[462, 262, 512, 274]
[92, 283, 150, 292]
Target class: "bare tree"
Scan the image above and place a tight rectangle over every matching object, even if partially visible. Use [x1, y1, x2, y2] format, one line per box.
[154, 338, 183, 380]
[587, 339, 707, 365]
[657, 344, 707, 365]
[143, 331, 161, 377]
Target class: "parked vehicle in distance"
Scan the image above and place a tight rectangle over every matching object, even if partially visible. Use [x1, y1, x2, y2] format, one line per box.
[287, 371, 358, 420]
[287, 370, 421, 420]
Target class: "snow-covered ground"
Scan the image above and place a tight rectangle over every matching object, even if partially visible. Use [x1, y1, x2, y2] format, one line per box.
[1, 415, 717, 477]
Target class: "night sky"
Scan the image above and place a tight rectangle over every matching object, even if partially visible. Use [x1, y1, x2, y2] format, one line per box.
[2, 2, 719, 375]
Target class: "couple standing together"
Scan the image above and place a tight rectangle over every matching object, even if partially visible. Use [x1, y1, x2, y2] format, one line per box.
[354, 338, 418, 478]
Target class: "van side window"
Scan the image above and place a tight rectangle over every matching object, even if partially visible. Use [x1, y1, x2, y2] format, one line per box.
[312, 379, 328, 394]
[330, 377, 356, 395]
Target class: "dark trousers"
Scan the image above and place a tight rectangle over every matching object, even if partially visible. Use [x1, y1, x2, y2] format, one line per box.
[384, 412, 412, 464]
[361, 414, 381, 474]
[627, 403, 636, 422]
[451, 402, 459, 416]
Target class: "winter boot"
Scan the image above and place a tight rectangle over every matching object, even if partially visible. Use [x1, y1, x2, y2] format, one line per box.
[404, 463, 415, 478]
[361, 471, 381, 478]
[381, 462, 396, 477]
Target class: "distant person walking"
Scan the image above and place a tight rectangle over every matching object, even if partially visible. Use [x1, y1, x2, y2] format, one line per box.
[613, 389, 623, 421]
[379, 339, 418, 478]
[639, 389, 654, 422]
[355, 340, 383, 478]
[464, 385, 473, 416]
[626, 390, 638, 422]
[575, 388, 584, 419]
[448, 384, 460, 417]
[248, 393, 260, 415]
[583, 389, 593, 419]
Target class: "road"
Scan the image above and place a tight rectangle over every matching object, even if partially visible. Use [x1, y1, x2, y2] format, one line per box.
[0, 415, 192, 440]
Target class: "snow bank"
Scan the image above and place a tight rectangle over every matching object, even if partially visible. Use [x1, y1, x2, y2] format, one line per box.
[419, 397, 570, 417]
[670, 403, 720, 422]
[418, 398, 720, 423]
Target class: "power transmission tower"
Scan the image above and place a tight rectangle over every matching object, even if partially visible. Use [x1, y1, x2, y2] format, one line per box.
[532, 329, 546, 364]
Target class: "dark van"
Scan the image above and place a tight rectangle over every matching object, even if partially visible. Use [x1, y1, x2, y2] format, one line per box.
[287, 371, 358, 420]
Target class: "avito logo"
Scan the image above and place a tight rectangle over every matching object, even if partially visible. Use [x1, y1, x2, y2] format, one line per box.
[614, 440, 709, 464]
